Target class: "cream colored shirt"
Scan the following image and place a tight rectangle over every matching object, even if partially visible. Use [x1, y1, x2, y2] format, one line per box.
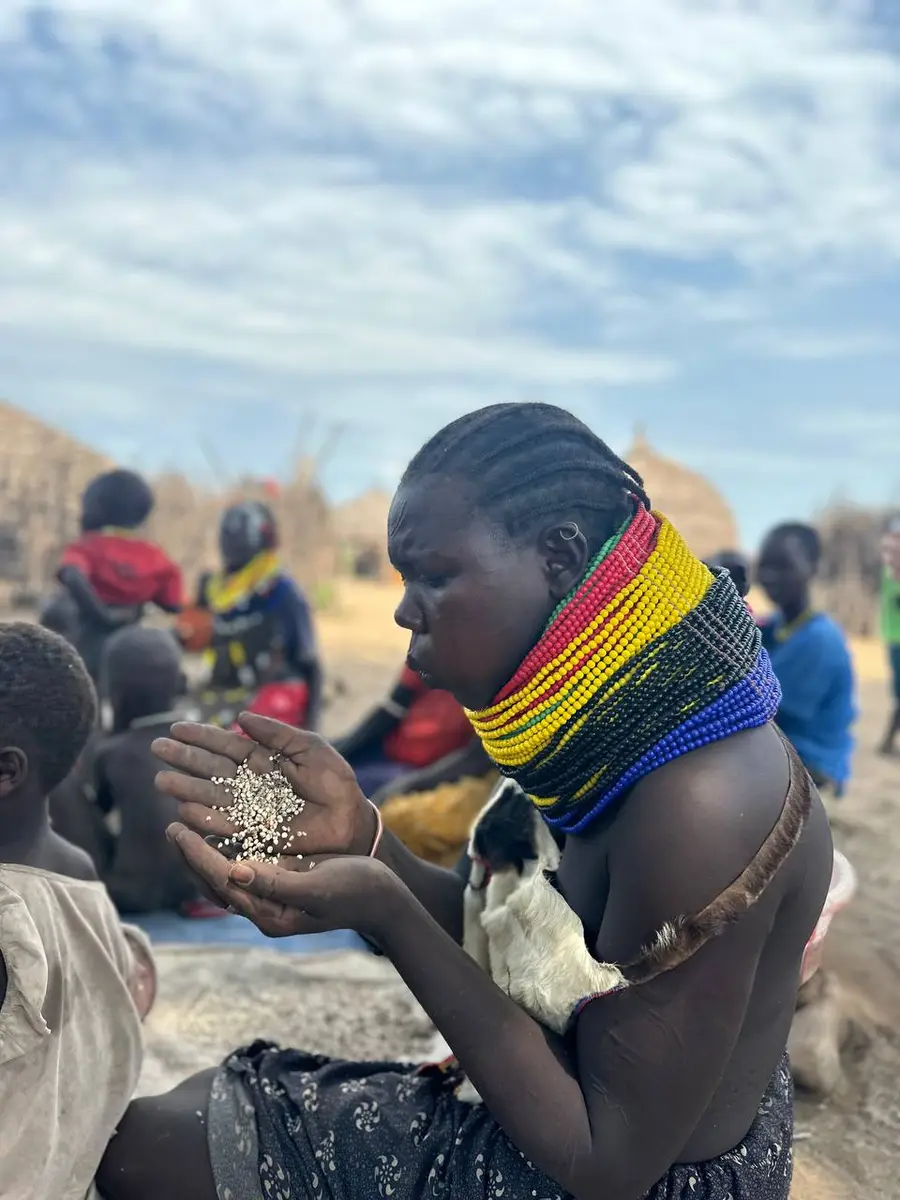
[0, 865, 147, 1200]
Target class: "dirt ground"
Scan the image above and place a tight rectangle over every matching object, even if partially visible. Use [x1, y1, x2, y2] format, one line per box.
[314, 580, 900, 1199]
[790, 679, 900, 1199]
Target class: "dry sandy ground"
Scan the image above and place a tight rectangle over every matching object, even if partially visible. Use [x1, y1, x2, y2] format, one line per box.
[145, 581, 900, 1197]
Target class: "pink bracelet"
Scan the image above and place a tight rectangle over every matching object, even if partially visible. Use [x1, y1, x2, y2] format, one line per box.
[367, 801, 384, 858]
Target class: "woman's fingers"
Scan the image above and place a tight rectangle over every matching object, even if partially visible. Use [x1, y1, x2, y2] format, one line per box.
[152, 737, 238, 782]
[167, 825, 328, 936]
[236, 712, 321, 758]
[155, 723, 310, 789]
[156, 769, 232, 811]
[167, 721, 257, 764]
[166, 824, 234, 901]
[177, 800, 236, 839]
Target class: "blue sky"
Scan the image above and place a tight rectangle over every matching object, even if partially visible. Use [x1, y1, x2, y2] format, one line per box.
[2, 1, 899, 548]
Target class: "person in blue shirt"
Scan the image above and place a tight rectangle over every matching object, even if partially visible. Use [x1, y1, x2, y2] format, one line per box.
[758, 522, 856, 795]
[192, 501, 322, 731]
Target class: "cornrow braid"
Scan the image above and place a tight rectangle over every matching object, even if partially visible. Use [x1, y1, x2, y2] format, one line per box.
[402, 403, 650, 551]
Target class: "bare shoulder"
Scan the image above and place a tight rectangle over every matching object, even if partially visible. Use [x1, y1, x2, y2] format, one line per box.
[601, 726, 831, 962]
[45, 831, 100, 882]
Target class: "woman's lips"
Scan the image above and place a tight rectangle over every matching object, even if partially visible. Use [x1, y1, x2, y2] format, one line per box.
[406, 651, 434, 684]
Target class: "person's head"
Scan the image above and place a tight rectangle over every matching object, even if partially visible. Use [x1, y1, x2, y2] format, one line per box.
[389, 402, 649, 710]
[81, 469, 155, 532]
[219, 501, 278, 572]
[756, 523, 821, 614]
[0, 622, 97, 815]
[103, 626, 184, 728]
[705, 550, 750, 598]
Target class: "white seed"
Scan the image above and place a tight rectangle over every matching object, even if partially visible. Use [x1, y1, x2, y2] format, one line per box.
[211, 760, 306, 864]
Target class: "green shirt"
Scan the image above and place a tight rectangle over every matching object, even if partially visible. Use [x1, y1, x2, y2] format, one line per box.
[882, 570, 900, 645]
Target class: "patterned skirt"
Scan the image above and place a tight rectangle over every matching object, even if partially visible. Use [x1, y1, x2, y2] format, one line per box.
[207, 1043, 793, 1199]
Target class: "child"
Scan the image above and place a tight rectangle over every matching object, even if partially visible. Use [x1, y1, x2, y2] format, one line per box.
[0, 622, 153, 1198]
[190, 501, 322, 731]
[58, 469, 183, 681]
[94, 625, 208, 915]
[757, 522, 856, 795]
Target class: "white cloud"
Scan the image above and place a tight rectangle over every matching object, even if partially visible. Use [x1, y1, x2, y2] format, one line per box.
[0, 0, 899, 522]
[751, 329, 897, 361]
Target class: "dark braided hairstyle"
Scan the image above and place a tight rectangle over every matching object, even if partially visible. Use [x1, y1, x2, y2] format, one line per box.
[401, 403, 650, 551]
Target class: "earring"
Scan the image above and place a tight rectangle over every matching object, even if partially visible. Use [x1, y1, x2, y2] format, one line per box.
[560, 523, 581, 542]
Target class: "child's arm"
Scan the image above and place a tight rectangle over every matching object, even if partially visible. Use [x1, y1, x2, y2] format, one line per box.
[333, 669, 418, 758]
[58, 565, 135, 630]
[153, 553, 184, 614]
[119, 925, 156, 1020]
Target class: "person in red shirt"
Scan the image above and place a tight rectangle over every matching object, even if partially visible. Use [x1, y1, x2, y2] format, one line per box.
[54, 470, 183, 683]
[333, 661, 490, 802]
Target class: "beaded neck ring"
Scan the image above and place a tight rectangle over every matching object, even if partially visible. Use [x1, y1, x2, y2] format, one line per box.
[467, 499, 780, 834]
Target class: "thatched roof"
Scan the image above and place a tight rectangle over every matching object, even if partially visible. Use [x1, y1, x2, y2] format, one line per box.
[0, 401, 113, 587]
[624, 427, 739, 559]
[333, 489, 392, 550]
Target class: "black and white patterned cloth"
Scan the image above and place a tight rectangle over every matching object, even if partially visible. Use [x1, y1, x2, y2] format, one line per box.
[207, 1043, 793, 1200]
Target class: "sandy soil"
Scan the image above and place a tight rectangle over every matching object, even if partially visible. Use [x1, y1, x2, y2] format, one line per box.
[133, 579, 900, 1196]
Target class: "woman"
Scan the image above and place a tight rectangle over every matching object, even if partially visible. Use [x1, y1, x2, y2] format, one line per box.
[100, 404, 832, 1200]
[187, 500, 322, 731]
[757, 522, 856, 796]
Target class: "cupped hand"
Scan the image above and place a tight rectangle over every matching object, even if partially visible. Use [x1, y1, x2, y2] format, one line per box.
[153, 714, 378, 861]
[166, 823, 403, 939]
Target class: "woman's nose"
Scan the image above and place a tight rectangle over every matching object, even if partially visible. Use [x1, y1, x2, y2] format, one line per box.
[394, 588, 422, 633]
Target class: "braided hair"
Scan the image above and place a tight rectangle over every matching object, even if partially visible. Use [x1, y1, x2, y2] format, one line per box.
[401, 403, 650, 551]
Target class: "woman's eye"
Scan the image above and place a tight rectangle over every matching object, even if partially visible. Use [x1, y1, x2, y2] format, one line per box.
[422, 574, 449, 590]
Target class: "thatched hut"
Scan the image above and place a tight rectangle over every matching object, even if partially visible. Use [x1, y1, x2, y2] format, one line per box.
[623, 427, 739, 559]
[814, 502, 895, 637]
[0, 401, 111, 599]
[333, 489, 393, 579]
[146, 458, 337, 597]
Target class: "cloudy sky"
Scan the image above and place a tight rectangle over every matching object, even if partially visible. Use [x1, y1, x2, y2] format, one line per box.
[2, 1, 899, 546]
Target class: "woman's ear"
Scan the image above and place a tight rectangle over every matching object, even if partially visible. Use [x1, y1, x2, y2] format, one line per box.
[540, 522, 590, 601]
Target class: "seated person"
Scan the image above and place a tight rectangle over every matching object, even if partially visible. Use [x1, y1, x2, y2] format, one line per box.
[334, 661, 491, 802]
[758, 522, 856, 795]
[0, 622, 154, 1198]
[56, 469, 183, 683]
[187, 502, 322, 731]
[92, 626, 210, 916]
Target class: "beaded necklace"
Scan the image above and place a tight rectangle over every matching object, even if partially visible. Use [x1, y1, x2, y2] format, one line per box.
[205, 550, 282, 614]
[468, 501, 781, 834]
